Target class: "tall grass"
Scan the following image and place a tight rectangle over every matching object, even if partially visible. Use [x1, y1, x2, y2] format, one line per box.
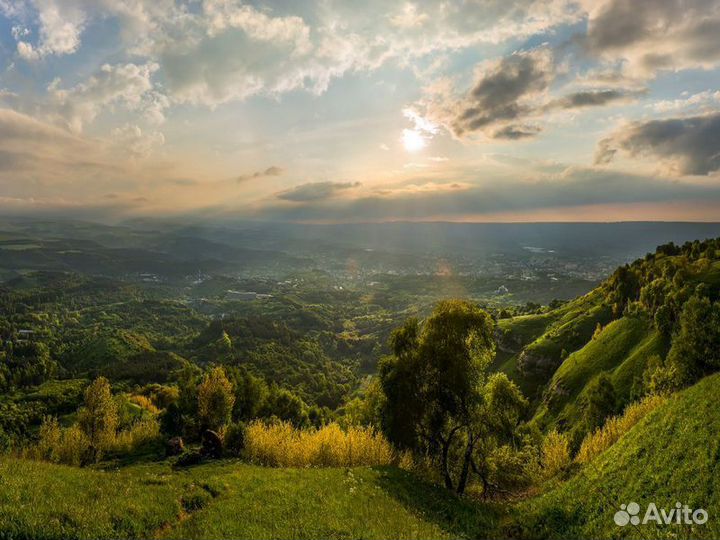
[31, 417, 92, 466]
[244, 421, 394, 467]
[541, 430, 571, 479]
[128, 395, 161, 415]
[30, 415, 161, 465]
[575, 394, 666, 464]
[109, 417, 161, 454]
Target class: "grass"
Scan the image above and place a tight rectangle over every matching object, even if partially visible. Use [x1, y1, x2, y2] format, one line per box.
[0, 459, 181, 539]
[163, 465, 496, 540]
[553, 317, 649, 395]
[503, 373, 720, 539]
[498, 292, 613, 403]
[534, 316, 653, 428]
[611, 328, 669, 403]
[244, 421, 394, 467]
[496, 311, 562, 349]
[0, 458, 496, 539]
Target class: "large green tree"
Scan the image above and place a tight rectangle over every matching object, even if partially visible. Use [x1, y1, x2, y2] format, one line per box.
[379, 300, 527, 495]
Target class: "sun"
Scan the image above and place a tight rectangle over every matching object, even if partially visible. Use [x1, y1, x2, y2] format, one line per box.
[402, 129, 426, 152]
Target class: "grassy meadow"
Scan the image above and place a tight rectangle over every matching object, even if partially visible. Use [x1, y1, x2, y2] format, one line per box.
[0, 458, 496, 540]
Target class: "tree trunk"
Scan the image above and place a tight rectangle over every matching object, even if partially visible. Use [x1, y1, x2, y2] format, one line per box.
[471, 457, 490, 499]
[455, 437, 475, 495]
[441, 437, 454, 490]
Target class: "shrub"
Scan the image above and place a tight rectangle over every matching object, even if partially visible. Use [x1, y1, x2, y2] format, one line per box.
[244, 420, 393, 467]
[487, 444, 536, 496]
[223, 422, 246, 457]
[575, 394, 666, 464]
[128, 395, 160, 415]
[541, 430, 570, 479]
[34, 416, 92, 466]
[78, 377, 118, 454]
[109, 417, 161, 455]
[55, 425, 92, 466]
[200, 429, 223, 459]
[580, 373, 617, 433]
[197, 367, 235, 431]
[643, 355, 683, 395]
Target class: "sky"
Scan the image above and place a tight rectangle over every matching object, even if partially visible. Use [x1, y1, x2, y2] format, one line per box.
[0, 0, 719, 223]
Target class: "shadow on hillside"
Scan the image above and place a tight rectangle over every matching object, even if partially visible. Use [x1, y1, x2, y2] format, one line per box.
[374, 466, 498, 538]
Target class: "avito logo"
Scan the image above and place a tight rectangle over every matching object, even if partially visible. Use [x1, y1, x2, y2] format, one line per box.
[614, 501, 708, 527]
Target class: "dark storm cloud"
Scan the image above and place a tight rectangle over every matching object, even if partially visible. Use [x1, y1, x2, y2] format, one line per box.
[276, 181, 362, 202]
[596, 112, 720, 175]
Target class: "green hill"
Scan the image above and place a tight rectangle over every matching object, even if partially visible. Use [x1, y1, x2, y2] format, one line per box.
[502, 372, 720, 539]
[498, 240, 720, 436]
[535, 315, 656, 429]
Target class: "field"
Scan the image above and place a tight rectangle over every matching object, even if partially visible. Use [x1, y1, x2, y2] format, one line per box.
[0, 459, 495, 540]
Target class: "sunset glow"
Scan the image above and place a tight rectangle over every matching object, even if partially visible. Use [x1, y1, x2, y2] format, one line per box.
[0, 1, 718, 222]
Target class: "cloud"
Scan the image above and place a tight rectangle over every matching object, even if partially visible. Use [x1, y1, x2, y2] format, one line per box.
[389, 3, 430, 28]
[276, 181, 362, 202]
[451, 48, 554, 138]
[45, 62, 162, 132]
[582, 0, 720, 77]
[14, 0, 87, 60]
[110, 123, 165, 158]
[545, 89, 641, 109]
[1, 0, 585, 107]
[251, 168, 720, 221]
[492, 125, 542, 140]
[0, 61, 165, 135]
[649, 90, 720, 113]
[0, 107, 192, 209]
[237, 166, 285, 183]
[417, 48, 642, 140]
[596, 112, 720, 175]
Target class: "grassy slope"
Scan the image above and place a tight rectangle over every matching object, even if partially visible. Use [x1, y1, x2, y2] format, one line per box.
[611, 328, 669, 403]
[0, 459, 495, 540]
[503, 373, 720, 540]
[534, 316, 653, 428]
[497, 291, 612, 402]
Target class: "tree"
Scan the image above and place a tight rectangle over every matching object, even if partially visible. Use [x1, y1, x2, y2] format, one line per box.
[226, 366, 269, 421]
[197, 367, 235, 431]
[581, 372, 617, 433]
[653, 303, 674, 336]
[262, 385, 309, 427]
[379, 300, 527, 495]
[78, 377, 118, 454]
[642, 354, 682, 395]
[665, 296, 720, 385]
